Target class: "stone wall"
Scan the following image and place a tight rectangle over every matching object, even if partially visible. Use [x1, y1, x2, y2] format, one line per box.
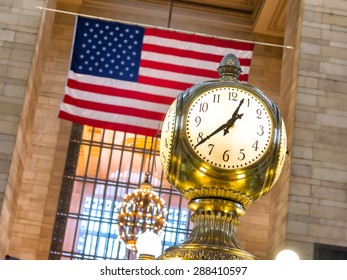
[285, 0, 347, 259]
[0, 0, 51, 258]
[0, 0, 45, 212]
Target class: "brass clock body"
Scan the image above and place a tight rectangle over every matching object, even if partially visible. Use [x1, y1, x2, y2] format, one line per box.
[158, 53, 287, 260]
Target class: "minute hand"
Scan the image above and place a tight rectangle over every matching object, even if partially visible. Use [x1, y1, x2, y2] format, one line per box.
[223, 98, 244, 135]
[194, 122, 228, 148]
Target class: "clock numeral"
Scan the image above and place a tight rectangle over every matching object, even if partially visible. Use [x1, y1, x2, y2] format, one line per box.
[199, 102, 208, 112]
[238, 149, 245, 161]
[252, 140, 259, 151]
[164, 138, 169, 148]
[195, 116, 201, 127]
[247, 98, 250, 107]
[229, 91, 238, 101]
[257, 125, 264, 136]
[256, 109, 262, 119]
[197, 132, 204, 144]
[213, 94, 220, 103]
[165, 121, 171, 133]
[223, 150, 230, 162]
[208, 144, 215, 155]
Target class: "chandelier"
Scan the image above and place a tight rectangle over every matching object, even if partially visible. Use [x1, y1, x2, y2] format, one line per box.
[118, 172, 166, 251]
[118, 136, 167, 252]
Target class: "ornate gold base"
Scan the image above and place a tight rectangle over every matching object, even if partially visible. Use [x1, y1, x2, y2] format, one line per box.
[138, 254, 156, 260]
[158, 244, 256, 260]
[157, 198, 257, 260]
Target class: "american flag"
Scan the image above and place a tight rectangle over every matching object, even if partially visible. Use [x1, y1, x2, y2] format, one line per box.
[58, 16, 254, 137]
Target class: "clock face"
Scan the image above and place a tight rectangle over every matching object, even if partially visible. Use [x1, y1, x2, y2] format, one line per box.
[186, 86, 273, 170]
[160, 99, 177, 176]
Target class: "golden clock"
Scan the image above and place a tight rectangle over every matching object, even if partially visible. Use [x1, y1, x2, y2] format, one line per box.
[158, 53, 287, 260]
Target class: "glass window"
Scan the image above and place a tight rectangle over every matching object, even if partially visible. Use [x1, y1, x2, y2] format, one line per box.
[49, 124, 192, 259]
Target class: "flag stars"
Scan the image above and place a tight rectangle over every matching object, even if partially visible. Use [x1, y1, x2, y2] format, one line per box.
[74, 18, 143, 82]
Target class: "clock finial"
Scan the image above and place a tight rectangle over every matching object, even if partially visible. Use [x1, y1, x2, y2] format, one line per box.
[217, 53, 242, 79]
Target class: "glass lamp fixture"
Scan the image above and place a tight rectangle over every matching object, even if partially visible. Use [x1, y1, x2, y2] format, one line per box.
[136, 231, 162, 260]
[118, 171, 167, 251]
[275, 249, 300, 260]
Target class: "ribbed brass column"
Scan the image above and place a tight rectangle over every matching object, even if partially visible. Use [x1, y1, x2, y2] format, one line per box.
[158, 198, 256, 260]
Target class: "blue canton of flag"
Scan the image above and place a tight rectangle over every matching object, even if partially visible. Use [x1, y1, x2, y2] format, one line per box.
[71, 19, 145, 82]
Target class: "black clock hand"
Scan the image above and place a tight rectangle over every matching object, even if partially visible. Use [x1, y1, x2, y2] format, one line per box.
[194, 122, 228, 148]
[223, 113, 243, 136]
[223, 98, 244, 135]
[195, 99, 245, 148]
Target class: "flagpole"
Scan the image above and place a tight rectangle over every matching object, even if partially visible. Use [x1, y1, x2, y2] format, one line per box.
[37, 6, 294, 50]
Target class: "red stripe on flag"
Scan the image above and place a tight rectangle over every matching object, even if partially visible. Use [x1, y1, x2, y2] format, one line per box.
[140, 59, 219, 78]
[238, 74, 248, 82]
[142, 44, 253, 66]
[62, 94, 165, 121]
[67, 79, 175, 105]
[142, 44, 224, 63]
[58, 111, 159, 136]
[137, 75, 194, 91]
[145, 28, 255, 51]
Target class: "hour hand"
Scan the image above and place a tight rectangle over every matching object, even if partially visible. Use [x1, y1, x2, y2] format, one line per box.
[223, 113, 243, 135]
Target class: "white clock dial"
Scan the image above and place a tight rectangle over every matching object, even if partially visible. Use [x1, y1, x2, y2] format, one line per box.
[160, 99, 177, 176]
[186, 86, 273, 170]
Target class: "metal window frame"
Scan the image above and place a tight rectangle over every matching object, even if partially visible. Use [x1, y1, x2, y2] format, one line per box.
[49, 123, 192, 260]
